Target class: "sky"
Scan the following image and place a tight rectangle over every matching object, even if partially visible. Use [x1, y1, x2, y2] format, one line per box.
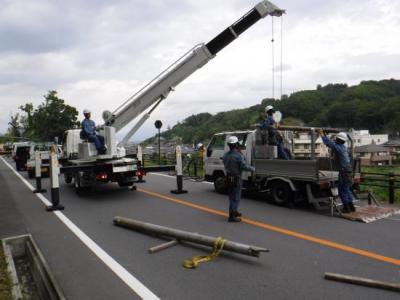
[1, 0, 400, 142]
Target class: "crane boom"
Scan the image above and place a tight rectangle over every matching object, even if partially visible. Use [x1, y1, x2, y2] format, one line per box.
[104, 0, 284, 141]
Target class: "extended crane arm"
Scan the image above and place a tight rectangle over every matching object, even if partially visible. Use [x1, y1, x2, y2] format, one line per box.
[105, 0, 284, 139]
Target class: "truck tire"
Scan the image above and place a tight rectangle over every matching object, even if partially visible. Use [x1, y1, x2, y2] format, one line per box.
[74, 174, 82, 193]
[271, 181, 293, 206]
[118, 181, 134, 187]
[28, 169, 34, 179]
[64, 173, 73, 184]
[214, 174, 227, 194]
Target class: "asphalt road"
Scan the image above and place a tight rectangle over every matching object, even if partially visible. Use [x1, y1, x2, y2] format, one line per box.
[1, 155, 400, 300]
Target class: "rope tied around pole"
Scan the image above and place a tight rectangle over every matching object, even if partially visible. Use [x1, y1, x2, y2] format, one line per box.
[183, 237, 227, 269]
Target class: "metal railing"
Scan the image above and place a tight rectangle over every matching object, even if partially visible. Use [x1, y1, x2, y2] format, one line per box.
[141, 153, 204, 178]
[360, 171, 400, 204]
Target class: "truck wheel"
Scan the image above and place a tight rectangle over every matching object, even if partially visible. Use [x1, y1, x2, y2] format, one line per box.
[74, 174, 82, 193]
[214, 175, 227, 194]
[64, 174, 73, 184]
[271, 181, 293, 206]
[118, 181, 133, 187]
[28, 169, 34, 179]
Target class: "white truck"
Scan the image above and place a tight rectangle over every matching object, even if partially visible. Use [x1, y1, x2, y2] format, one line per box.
[26, 143, 62, 178]
[204, 126, 356, 209]
[60, 1, 284, 192]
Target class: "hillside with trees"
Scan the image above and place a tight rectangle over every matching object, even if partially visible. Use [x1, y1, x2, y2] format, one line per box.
[148, 79, 400, 144]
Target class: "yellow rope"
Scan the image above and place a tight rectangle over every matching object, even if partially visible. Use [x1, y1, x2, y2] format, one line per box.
[183, 237, 227, 269]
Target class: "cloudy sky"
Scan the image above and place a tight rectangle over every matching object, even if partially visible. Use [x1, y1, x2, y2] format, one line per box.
[1, 0, 399, 142]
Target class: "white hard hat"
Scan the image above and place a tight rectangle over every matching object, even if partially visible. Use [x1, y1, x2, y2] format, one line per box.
[336, 132, 348, 142]
[227, 136, 239, 144]
[197, 143, 203, 148]
[265, 105, 274, 112]
[83, 109, 91, 114]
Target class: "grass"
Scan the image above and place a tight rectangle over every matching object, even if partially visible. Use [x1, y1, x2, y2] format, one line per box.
[360, 165, 400, 203]
[0, 243, 13, 300]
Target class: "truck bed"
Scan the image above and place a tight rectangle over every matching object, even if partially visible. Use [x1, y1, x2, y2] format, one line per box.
[253, 159, 338, 183]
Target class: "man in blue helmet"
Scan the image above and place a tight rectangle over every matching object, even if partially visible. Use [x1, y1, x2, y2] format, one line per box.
[320, 130, 355, 213]
[81, 109, 107, 155]
[223, 135, 255, 222]
[259, 105, 289, 160]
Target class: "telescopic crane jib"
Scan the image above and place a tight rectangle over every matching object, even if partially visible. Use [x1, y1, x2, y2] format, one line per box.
[102, 1, 285, 146]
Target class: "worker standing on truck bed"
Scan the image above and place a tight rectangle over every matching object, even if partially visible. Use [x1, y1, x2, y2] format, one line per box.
[259, 105, 288, 160]
[81, 109, 107, 154]
[320, 131, 355, 213]
[223, 136, 255, 222]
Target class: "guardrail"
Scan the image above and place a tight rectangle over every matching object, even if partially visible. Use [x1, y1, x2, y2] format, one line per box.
[141, 153, 204, 178]
[360, 172, 400, 204]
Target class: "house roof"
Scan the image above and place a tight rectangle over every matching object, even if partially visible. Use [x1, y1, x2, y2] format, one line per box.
[384, 139, 400, 147]
[354, 143, 390, 153]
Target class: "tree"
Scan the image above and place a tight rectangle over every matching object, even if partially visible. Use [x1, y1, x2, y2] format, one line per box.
[31, 91, 79, 141]
[18, 103, 34, 139]
[7, 113, 24, 138]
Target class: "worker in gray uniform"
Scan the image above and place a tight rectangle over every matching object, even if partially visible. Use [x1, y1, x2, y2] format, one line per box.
[223, 136, 255, 222]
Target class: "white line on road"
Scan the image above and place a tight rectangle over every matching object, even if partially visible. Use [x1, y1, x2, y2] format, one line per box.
[0, 156, 159, 300]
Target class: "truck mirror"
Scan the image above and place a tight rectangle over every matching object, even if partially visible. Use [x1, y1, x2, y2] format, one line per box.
[206, 148, 212, 157]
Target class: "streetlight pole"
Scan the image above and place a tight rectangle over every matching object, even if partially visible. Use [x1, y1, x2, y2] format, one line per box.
[154, 120, 163, 165]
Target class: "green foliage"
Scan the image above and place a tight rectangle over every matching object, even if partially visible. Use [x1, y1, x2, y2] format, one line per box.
[0, 244, 13, 300]
[360, 165, 400, 203]
[7, 91, 79, 142]
[145, 79, 400, 144]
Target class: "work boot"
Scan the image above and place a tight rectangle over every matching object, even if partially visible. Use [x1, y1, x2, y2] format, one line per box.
[341, 203, 351, 214]
[348, 202, 356, 212]
[234, 211, 242, 217]
[228, 211, 242, 222]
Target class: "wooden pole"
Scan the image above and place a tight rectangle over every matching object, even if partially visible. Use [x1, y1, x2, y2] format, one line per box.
[324, 272, 400, 292]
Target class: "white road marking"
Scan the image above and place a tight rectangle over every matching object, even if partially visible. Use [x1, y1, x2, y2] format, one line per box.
[0, 156, 159, 300]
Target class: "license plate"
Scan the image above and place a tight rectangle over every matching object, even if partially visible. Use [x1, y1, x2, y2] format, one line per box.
[113, 165, 136, 173]
[331, 187, 339, 197]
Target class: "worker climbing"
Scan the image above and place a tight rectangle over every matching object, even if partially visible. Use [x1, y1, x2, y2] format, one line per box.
[259, 105, 288, 159]
[319, 130, 355, 213]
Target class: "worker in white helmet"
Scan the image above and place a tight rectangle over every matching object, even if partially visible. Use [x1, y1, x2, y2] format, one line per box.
[81, 109, 106, 154]
[320, 130, 355, 213]
[259, 105, 289, 160]
[223, 136, 255, 222]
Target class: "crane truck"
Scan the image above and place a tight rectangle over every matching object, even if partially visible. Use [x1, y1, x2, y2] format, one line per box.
[60, 1, 285, 192]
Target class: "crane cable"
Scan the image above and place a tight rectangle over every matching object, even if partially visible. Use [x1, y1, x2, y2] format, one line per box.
[271, 16, 284, 100]
[280, 15, 283, 100]
[271, 17, 275, 100]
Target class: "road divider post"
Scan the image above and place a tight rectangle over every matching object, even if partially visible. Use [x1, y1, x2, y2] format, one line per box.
[46, 147, 64, 211]
[33, 150, 46, 193]
[136, 145, 145, 183]
[171, 145, 188, 194]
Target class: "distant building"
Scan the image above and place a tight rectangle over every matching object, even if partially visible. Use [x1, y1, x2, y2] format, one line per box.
[354, 143, 392, 166]
[383, 138, 400, 161]
[352, 130, 388, 147]
[291, 132, 329, 158]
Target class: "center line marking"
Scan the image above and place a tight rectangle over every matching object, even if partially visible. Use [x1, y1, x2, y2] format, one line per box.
[138, 187, 400, 266]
